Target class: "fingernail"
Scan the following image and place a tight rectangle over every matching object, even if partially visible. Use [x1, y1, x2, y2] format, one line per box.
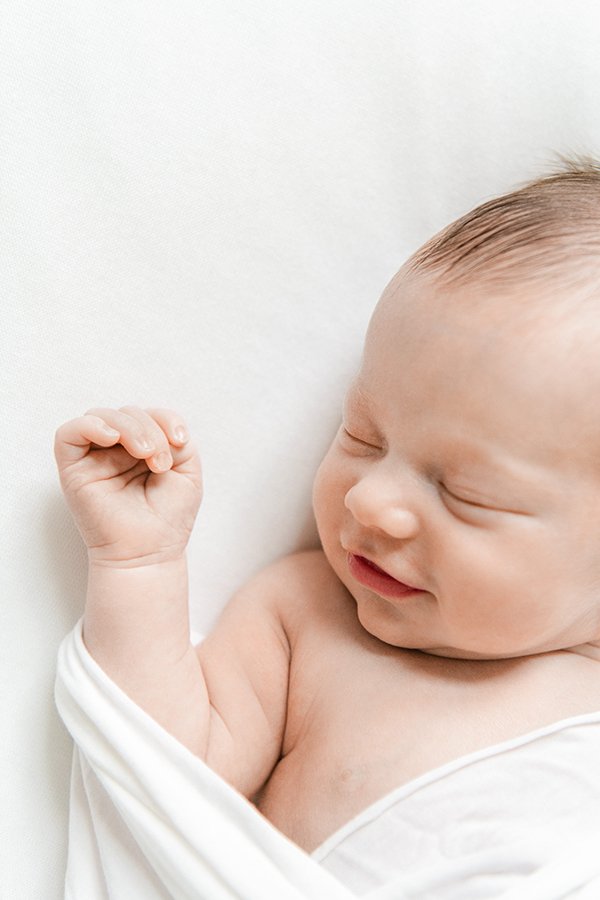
[153, 452, 171, 470]
[174, 426, 188, 443]
[138, 438, 154, 451]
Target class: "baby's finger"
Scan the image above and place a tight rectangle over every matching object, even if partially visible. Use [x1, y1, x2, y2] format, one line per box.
[143, 408, 190, 447]
[54, 415, 122, 468]
[83, 407, 157, 461]
[144, 409, 201, 486]
[118, 405, 175, 473]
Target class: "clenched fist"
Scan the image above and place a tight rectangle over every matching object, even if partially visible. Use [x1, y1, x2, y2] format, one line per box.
[54, 406, 202, 567]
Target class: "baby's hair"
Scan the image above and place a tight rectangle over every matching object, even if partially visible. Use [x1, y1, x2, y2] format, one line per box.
[406, 155, 600, 291]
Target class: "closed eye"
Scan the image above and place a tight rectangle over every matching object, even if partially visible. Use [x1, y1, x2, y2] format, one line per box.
[341, 427, 382, 450]
[440, 483, 530, 516]
[440, 483, 494, 509]
[343, 427, 368, 444]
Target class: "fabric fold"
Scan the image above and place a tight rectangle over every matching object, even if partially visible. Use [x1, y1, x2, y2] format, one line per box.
[55, 619, 600, 899]
[55, 620, 354, 900]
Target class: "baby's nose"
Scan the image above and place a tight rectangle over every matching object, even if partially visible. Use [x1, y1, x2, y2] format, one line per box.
[344, 481, 419, 539]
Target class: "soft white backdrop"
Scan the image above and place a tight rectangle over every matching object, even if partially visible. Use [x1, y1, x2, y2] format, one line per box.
[2, 1, 600, 897]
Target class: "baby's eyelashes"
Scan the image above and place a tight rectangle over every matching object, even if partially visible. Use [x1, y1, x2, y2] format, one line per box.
[439, 482, 531, 518]
[340, 426, 383, 452]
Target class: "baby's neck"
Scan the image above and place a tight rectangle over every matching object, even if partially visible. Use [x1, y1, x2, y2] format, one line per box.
[565, 642, 600, 661]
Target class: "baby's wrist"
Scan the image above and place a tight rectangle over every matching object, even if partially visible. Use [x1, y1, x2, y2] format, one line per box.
[86, 555, 189, 612]
[87, 550, 188, 571]
[84, 555, 191, 658]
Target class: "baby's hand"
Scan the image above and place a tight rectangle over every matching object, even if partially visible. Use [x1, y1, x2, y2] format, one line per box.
[54, 406, 202, 567]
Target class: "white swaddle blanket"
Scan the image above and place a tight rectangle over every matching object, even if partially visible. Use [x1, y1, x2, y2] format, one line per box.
[55, 620, 600, 899]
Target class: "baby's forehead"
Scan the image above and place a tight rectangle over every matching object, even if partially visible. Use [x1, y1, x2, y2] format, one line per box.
[376, 268, 600, 350]
[362, 273, 600, 459]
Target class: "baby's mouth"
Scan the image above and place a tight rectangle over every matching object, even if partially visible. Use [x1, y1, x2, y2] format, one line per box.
[347, 553, 423, 600]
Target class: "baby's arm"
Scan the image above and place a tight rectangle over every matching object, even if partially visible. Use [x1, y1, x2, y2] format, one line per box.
[54, 406, 290, 799]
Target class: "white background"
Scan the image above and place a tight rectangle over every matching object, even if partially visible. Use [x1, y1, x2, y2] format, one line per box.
[2, 1, 600, 896]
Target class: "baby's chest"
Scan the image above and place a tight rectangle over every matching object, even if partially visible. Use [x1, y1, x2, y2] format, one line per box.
[257, 649, 491, 850]
[288, 657, 489, 801]
[257, 637, 600, 852]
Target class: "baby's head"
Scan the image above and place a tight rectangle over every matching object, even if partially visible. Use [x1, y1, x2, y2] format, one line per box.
[313, 159, 600, 660]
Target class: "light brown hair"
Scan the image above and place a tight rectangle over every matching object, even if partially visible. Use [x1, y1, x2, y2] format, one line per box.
[406, 156, 600, 290]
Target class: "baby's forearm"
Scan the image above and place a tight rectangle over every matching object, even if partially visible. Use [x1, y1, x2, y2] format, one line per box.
[83, 557, 210, 756]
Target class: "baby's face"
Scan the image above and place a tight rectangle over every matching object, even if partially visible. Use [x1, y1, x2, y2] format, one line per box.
[313, 270, 600, 659]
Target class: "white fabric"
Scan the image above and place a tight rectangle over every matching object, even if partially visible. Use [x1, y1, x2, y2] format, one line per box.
[56, 620, 600, 899]
[314, 716, 600, 898]
[5, 2, 600, 896]
[55, 622, 353, 900]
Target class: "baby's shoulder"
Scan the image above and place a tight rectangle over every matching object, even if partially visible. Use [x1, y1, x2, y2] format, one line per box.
[230, 548, 333, 603]
[251, 549, 354, 642]
[264, 547, 338, 581]
[475, 648, 600, 734]
[251, 548, 342, 600]
[533, 648, 600, 717]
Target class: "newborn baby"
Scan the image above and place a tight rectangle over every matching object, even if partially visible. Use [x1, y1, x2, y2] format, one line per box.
[54, 163, 600, 870]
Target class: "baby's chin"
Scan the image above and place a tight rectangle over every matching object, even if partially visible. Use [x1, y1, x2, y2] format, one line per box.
[356, 616, 560, 660]
[413, 629, 600, 660]
[385, 637, 580, 661]
[412, 645, 541, 661]
[349, 592, 527, 660]
[343, 568, 581, 660]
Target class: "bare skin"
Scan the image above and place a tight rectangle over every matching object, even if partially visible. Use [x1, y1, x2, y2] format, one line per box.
[250, 552, 600, 852]
[54, 270, 600, 855]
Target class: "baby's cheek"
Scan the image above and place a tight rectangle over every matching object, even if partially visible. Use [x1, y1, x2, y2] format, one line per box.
[312, 450, 346, 527]
[312, 456, 334, 520]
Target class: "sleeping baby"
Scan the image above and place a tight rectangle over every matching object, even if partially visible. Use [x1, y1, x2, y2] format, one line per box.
[54, 162, 600, 894]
